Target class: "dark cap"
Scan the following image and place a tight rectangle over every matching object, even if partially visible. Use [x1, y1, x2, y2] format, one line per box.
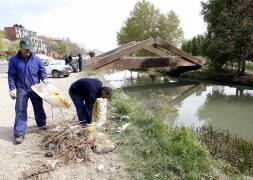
[19, 37, 33, 49]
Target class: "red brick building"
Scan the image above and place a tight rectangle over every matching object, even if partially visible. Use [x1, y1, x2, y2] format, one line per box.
[4, 26, 48, 54]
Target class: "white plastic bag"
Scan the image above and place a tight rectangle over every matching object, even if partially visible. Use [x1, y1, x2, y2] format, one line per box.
[31, 83, 71, 109]
[93, 98, 107, 127]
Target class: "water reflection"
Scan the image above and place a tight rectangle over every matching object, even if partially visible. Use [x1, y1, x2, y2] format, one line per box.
[196, 86, 253, 140]
[104, 69, 171, 88]
[105, 70, 253, 141]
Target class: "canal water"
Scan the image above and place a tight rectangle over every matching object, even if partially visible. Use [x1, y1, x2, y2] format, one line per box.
[104, 70, 253, 142]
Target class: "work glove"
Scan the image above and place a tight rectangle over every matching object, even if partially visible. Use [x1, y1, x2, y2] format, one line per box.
[9, 89, 16, 100]
[42, 79, 48, 85]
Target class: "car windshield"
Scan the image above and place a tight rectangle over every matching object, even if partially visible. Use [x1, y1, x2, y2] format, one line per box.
[47, 59, 59, 65]
[38, 55, 68, 67]
[44, 59, 67, 66]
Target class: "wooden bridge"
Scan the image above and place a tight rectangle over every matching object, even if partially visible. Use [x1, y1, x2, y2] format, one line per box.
[85, 38, 206, 73]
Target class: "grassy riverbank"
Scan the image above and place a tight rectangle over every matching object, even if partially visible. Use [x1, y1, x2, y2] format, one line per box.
[179, 70, 253, 87]
[97, 70, 252, 179]
[109, 89, 222, 179]
[108, 88, 253, 179]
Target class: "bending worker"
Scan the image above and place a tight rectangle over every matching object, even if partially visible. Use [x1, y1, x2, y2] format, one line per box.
[68, 78, 112, 133]
[8, 37, 48, 144]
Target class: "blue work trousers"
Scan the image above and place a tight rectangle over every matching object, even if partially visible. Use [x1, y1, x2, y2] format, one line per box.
[69, 90, 89, 126]
[14, 87, 46, 137]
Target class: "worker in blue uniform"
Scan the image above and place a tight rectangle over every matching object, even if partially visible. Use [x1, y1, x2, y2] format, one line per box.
[68, 78, 112, 128]
[8, 37, 49, 144]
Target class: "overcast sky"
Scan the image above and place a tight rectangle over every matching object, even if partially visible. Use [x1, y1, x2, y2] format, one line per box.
[0, 0, 207, 52]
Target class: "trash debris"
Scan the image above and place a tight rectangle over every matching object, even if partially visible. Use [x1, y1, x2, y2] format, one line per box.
[111, 113, 129, 122]
[155, 173, 161, 178]
[92, 132, 116, 154]
[41, 120, 89, 163]
[116, 123, 130, 133]
[24, 119, 117, 178]
[48, 143, 56, 150]
[14, 151, 23, 155]
[121, 115, 130, 121]
[45, 151, 55, 158]
[94, 144, 116, 154]
[52, 125, 62, 132]
[24, 120, 90, 178]
[109, 167, 115, 172]
[97, 164, 104, 171]
[76, 158, 84, 163]
[49, 159, 58, 170]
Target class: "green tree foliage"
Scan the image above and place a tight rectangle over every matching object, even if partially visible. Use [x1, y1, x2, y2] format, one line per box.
[162, 10, 184, 46]
[117, 0, 184, 55]
[52, 40, 70, 57]
[68, 41, 84, 55]
[181, 35, 207, 56]
[7, 40, 19, 55]
[52, 38, 85, 57]
[181, 40, 191, 54]
[0, 31, 19, 56]
[201, 0, 253, 73]
[190, 37, 198, 56]
[0, 30, 6, 53]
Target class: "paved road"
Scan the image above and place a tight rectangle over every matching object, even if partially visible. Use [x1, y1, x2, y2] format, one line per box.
[0, 72, 80, 178]
[0, 61, 8, 73]
[0, 71, 128, 179]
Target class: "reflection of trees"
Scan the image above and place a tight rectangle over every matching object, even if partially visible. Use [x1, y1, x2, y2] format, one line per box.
[143, 90, 180, 126]
[126, 71, 168, 86]
[197, 87, 253, 140]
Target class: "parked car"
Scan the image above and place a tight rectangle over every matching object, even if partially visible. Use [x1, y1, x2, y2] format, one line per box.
[36, 54, 72, 78]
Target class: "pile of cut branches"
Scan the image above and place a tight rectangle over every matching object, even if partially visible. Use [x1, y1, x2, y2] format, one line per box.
[41, 120, 90, 163]
[23, 120, 90, 179]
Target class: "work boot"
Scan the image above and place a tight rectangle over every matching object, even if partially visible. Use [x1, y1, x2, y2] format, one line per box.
[15, 136, 24, 144]
[39, 125, 48, 130]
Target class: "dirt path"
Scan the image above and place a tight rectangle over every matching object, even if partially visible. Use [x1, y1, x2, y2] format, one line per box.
[0, 72, 128, 179]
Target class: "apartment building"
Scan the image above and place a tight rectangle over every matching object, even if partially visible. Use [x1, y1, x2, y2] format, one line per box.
[4, 26, 48, 53]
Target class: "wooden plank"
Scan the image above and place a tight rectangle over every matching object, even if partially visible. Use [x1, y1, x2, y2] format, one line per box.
[155, 38, 205, 66]
[143, 45, 170, 57]
[98, 57, 199, 70]
[95, 41, 137, 58]
[85, 41, 137, 65]
[88, 37, 156, 69]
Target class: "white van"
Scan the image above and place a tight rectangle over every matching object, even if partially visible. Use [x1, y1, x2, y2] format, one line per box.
[37, 54, 72, 78]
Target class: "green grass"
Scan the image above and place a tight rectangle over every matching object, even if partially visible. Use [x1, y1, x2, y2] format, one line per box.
[110, 89, 215, 179]
[246, 63, 253, 71]
[83, 66, 97, 76]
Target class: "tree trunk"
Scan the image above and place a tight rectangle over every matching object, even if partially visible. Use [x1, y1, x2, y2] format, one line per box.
[237, 61, 241, 73]
[241, 60, 245, 74]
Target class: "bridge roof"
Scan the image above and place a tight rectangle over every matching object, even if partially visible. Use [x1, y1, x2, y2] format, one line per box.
[86, 37, 206, 69]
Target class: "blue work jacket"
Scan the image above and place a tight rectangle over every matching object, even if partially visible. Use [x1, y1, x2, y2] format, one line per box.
[8, 51, 47, 91]
[69, 78, 103, 122]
